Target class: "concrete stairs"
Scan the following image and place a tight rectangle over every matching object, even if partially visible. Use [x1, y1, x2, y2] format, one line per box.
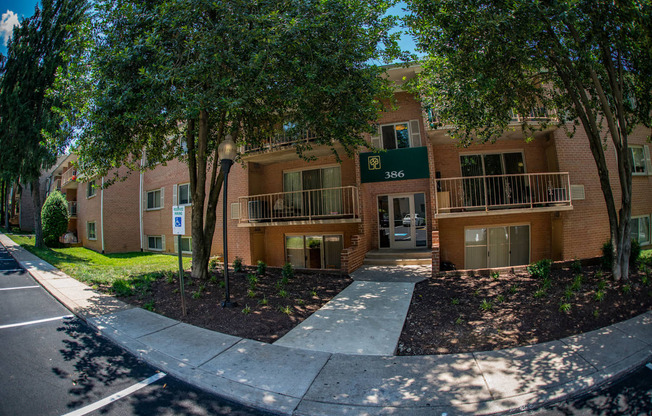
[363, 249, 432, 266]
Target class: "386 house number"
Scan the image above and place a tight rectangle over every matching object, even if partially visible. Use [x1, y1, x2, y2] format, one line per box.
[384, 170, 405, 179]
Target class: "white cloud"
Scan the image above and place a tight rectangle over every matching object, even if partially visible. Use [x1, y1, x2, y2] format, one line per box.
[0, 10, 20, 46]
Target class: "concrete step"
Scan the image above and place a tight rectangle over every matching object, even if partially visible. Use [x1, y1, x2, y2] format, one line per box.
[365, 249, 432, 259]
[363, 258, 431, 266]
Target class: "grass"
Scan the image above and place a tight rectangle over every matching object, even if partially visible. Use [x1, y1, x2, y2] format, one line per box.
[6, 234, 191, 287]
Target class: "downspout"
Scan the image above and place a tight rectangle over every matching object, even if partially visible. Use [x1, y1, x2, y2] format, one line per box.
[139, 153, 145, 251]
[101, 176, 105, 253]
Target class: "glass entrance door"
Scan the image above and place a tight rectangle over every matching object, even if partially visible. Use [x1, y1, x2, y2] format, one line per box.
[378, 193, 427, 249]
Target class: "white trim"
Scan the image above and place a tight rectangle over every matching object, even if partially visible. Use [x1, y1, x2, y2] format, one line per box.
[231, 202, 240, 219]
[458, 150, 527, 174]
[86, 180, 97, 199]
[631, 215, 651, 246]
[146, 188, 163, 210]
[180, 236, 192, 254]
[100, 177, 105, 253]
[177, 182, 192, 206]
[629, 145, 648, 175]
[87, 221, 97, 241]
[283, 163, 340, 175]
[377, 121, 412, 150]
[146, 235, 164, 251]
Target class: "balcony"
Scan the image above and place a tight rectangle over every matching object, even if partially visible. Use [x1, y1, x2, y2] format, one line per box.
[426, 107, 559, 141]
[238, 186, 360, 226]
[435, 172, 572, 218]
[68, 201, 77, 218]
[241, 130, 338, 165]
[61, 168, 78, 189]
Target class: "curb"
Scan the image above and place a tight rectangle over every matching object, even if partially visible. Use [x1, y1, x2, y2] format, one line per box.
[2, 233, 651, 415]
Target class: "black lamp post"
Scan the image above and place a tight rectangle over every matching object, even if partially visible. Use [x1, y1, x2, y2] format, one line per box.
[219, 134, 237, 308]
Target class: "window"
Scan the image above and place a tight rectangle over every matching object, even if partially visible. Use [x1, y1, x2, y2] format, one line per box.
[180, 237, 192, 253]
[87, 180, 97, 198]
[629, 146, 648, 174]
[148, 236, 163, 251]
[178, 183, 191, 205]
[285, 234, 343, 269]
[231, 203, 240, 219]
[283, 166, 342, 216]
[464, 225, 530, 269]
[630, 216, 651, 245]
[147, 189, 162, 210]
[371, 120, 422, 149]
[87, 222, 97, 240]
[460, 152, 526, 207]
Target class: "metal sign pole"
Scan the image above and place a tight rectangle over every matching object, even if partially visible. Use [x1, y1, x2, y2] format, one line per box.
[178, 234, 186, 317]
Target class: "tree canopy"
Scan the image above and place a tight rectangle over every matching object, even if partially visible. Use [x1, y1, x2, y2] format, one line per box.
[406, 0, 652, 279]
[56, 0, 402, 279]
[0, 0, 88, 247]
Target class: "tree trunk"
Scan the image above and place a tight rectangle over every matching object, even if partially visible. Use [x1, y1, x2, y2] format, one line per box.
[2, 180, 8, 230]
[32, 179, 45, 248]
[9, 182, 18, 232]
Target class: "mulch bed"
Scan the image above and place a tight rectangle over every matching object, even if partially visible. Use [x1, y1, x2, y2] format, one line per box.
[397, 263, 652, 355]
[115, 267, 352, 343]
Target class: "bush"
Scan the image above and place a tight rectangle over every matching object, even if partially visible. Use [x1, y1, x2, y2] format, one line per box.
[281, 262, 294, 282]
[233, 256, 243, 273]
[208, 256, 221, 271]
[256, 260, 267, 276]
[602, 239, 641, 269]
[527, 259, 552, 279]
[41, 191, 69, 246]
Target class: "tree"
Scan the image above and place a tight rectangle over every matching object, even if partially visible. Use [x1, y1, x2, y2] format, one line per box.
[0, 0, 88, 247]
[55, 0, 400, 280]
[405, 0, 652, 280]
[42, 190, 69, 246]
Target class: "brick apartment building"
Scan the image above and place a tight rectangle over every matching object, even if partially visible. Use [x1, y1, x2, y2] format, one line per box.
[33, 65, 652, 274]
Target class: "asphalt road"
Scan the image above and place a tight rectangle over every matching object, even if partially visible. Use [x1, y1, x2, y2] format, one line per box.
[0, 242, 271, 416]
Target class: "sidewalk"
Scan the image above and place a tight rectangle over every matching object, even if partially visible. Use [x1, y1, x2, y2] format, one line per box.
[2, 233, 651, 415]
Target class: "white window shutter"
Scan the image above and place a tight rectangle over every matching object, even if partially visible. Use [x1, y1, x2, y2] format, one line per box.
[172, 184, 178, 206]
[161, 235, 166, 251]
[644, 145, 652, 176]
[160, 187, 164, 208]
[370, 124, 381, 149]
[409, 120, 422, 148]
[173, 235, 178, 252]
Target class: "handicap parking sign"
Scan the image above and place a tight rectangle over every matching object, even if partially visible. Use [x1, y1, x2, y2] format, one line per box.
[172, 206, 185, 235]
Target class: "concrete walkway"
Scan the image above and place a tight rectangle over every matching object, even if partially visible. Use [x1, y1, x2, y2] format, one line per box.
[2, 232, 651, 416]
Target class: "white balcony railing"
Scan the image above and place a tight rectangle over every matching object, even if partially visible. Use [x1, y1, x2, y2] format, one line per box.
[426, 107, 558, 129]
[68, 201, 77, 217]
[243, 130, 318, 154]
[435, 172, 571, 214]
[61, 168, 77, 187]
[239, 186, 359, 224]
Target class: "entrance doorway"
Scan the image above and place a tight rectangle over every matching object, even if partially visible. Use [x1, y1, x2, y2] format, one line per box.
[378, 193, 427, 249]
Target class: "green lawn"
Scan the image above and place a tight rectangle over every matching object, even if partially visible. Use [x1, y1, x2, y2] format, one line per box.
[5, 234, 191, 287]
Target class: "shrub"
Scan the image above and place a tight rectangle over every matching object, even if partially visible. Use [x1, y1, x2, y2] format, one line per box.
[233, 257, 243, 273]
[41, 191, 69, 246]
[570, 258, 582, 274]
[527, 259, 552, 279]
[603, 239, 642, 269]
[282, 262, 294, 281]
[208, 257, 221, 271]
[256, 260, 267, 276]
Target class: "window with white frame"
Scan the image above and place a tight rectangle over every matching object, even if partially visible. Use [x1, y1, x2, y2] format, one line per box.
[371, 120, 422, 150]
[464, 224, 530, 269]
[178, 183, 191, 205]
[629, 146, 646, 174]
[147, 189, 162, 210]
[629, 145, 651, 175]
[87, 180, 97, 198]
[630, 215, 651, 245]
[87, 222, 97, 240]
[148, 236, 163, 251]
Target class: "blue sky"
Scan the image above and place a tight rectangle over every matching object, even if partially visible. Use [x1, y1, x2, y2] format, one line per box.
[0, 1, 417, 57]
[0, 0, 37, 55]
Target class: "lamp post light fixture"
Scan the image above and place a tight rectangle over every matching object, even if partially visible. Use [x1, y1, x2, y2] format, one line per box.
[218, 134, 237, 308]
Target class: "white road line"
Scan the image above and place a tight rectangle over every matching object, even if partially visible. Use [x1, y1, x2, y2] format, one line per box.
[0, 315, 74, 330]
[61, 372, 167, 416]
[0, 286, 40, 291]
